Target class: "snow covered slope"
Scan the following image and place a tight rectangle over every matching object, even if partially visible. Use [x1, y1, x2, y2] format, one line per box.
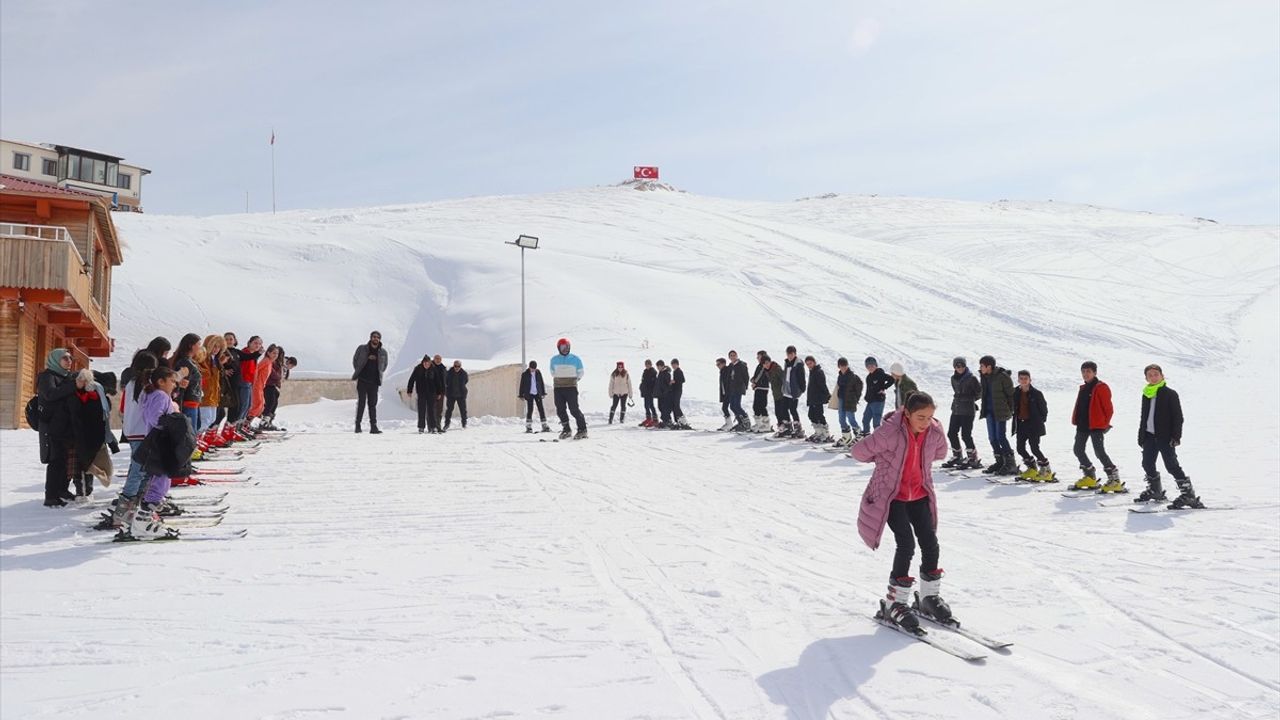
[3, 188, 1277, 719]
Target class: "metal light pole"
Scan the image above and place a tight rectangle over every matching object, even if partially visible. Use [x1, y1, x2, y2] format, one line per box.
[506, 234, 540, 368]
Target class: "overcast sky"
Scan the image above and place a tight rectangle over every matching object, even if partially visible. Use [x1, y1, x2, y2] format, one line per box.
[3, 0, 1277, 223]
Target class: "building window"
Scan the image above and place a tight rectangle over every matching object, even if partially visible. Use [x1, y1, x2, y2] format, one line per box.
[13, 152, 30, 171]
[42, 158, 57, 176]
[118, 203, 132, 212]
[62, 152, 120, 186]
[117, 172, 131, 190]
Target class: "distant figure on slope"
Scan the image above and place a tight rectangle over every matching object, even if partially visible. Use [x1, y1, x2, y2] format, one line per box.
[766, 356, 785, 434]
[778, 346, 806, 438]
[1136, 364, 1203, 509]
[750, 350, 773, 433]
[655, 360, 673, 428]
[725, 350, 751, 431]
[833, 357, 864, 448]
[550, 338, 587, 440]
[431, 355, 448, 433]
[444, 360, 469, 430]
[1070, 361, 1121, 493]
[639, 359, 658, 427]
[862, 357, 893, 436]
[670, 359, 689, 428]
[940, 357, 983, 471]
[407, 355, 439, 434]
[889, 362, 918, 411]
[716, 357, 731, 429]
[851, 392, 951, 631]
[518, 360, 551, 433]
[351, 331, 387, 434]
[608, 361, 633, 425]
[804, 356, 831, 442]
[1011, 370, 1054, 482]
[978, 355, 1018, 476]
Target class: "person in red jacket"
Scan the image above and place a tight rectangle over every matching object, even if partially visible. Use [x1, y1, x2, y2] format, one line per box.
[851, 392, 950, 631]
[1069, 360, 1121, 492]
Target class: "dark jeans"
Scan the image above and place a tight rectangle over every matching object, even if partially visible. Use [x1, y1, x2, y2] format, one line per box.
[416, 393, 438, 431]
[1073, 428, 1113, 469]
[807, 402, 826, 426]
[658, 395, 672, 423]
[610, 395, 628, 416]
[728, 393, 746, 419]
[1016, 430, 1048, 464]
[670, 390, 684, 420]
[861, 400, 885, 434]
[446, 397, 467, 427]
[782, 396, 801, 422]
[525, 396, 547, 422]
[753, 389, 769, 417]
[947, 414, 976, 451]
[44, 436, 69, 504]
[356, 380, 379, 427]
[1141, 432, 1186, 480]
[434, 395, 445, 428]
[985, 415, 1013, 456]
[554, 387, 586, 431]
[263, 385, 280, 419]
[774, 396, 787, 424]
[642, 395, 656, 420]
[887, 497, 939, 579]
[237, 383, 252, 422]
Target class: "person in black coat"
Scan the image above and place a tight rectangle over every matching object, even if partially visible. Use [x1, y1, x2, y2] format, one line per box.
[1010, 370, 1051, 478]
[942, 356, 983, 468]
[639, 360, 658, 425]
[430, 355, 448, 432]
[37, 349, 79, 507]
[1137, 364, 1202, 508]
[750, 351, 772, 432]
[518, 361, 549, 432]
[725, 350, 750, 429]
[716, 358, 731, 428]
[804, 356, 832, 440]
[406, 355, 439, 434]
[834, 357, 864, 442]
[670, 359, 688, 427]
[861, 356, 893, 435]
[655, 360, 673, 426]
[444, 361, 469, 430]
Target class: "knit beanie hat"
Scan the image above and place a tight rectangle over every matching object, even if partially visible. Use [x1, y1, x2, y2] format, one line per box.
[952, 356, 966, 368]
[889, 362, 904, 375]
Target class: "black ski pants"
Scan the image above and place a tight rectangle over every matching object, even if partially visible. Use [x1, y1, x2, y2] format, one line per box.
[1073, 428, 1114, 470]
[44, 436, 69, 504]
[446, 397, 467, 427]
[887, 497, 940, 580]
[642, 395, 656, 420]
[525, 396, 547, 423]
[355, 380, 379, 427]
[773, 396, 787, 424]
[807, 402, 826, 427]
[610, 394, 628, 418]
[1141, 432, 1186, 480]
[753, 389, 769, 418]
[658, 395, 672, 423]
[947, 414, 976, 451]
[415, 392, 438, 431]
[1016, 429, 1048, 465]
[670, 390, 684, 420]
[554, 387, 586, 431]
[263, 385, 280, 419]
[782, 396, 801, 422]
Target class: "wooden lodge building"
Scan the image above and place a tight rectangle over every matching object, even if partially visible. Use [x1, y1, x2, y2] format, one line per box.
[0, 174, 123, 429]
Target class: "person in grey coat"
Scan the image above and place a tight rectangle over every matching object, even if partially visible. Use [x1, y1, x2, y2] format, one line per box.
[352, 331, 388, 434]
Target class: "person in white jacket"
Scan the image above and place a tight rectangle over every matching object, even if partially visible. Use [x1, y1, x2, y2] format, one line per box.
[608, 361, 634, 425]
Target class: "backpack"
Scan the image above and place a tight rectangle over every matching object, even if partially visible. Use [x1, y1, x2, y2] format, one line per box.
[24, 395, 39, 430]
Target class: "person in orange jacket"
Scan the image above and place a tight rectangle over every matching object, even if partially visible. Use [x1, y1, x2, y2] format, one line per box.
[249, 344, 280, 420]
[1069, 360, 1121, 492]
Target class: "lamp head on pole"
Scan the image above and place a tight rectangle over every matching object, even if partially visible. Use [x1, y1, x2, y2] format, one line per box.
[509, 234, 540, 250]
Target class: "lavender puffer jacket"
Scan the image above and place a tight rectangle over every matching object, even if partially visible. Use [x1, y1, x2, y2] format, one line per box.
[849, 409, 948, 550]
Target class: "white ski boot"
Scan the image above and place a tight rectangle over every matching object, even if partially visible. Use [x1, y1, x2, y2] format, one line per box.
[126, 503, 180, 541]
[718, 416, 736, 431]
[879, 577, 919, 631]
[914, 569, 952, 623]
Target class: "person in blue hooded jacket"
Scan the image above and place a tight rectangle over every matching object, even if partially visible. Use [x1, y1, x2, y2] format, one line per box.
[549, 338, 587, 440]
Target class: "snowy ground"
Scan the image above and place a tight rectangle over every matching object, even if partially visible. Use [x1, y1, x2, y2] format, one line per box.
[4, 188, 1279, 718]
[2, 377, 1277, 719]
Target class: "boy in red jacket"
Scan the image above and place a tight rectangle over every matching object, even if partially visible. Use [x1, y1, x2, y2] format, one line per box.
[1069, 361, 1122, 492]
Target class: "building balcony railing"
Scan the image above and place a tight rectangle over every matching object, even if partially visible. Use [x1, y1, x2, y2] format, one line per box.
[0, 222, 108, 340]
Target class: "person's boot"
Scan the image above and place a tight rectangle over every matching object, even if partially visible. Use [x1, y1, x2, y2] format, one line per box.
[1098, 465, 1125, 494]
[72, 475, 86, 500]
[1135, 473, 1167, 503]
[963, 449, 983, 470]
[982, 455, 1002, 474]
[879, 577, 919, 631]
[83, 473, 94, 499]
[559, 424, 573, 440]
[1036, 459, 1055, 483]
[1017, 459, 1040, 480]
[124, 502, 179, 542]
[1168, 477, 1205, 509]
[619, 409, 625, 424]
[914, 569, 952, 623]
[719, 416, 735, 431]
[941, 449, 963, 469]
[1071, 466, 1099, 490]
[541, 421, 552, 433]
[355, 424, 363, 434]
[573, 427, 588, 440]
[608, 412, 615, 425]
[998, 453, 1020, 476]
[369, 423, 382, 435]
[525, 422, 533, 434]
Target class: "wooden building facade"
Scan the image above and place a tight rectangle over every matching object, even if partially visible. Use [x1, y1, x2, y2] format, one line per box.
[0, 174, 123, 428]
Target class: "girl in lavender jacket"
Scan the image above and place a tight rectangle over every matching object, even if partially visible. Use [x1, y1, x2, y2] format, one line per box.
[850, 392, 951, 631]
[129, 366, 182, 541]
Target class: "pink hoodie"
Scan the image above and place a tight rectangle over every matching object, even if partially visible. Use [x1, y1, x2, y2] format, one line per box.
[849, 408, 948, 550]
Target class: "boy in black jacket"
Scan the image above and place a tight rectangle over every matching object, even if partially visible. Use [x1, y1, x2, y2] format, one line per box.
[671, 359, 689, 428]
[862, 356, 893, 435]
[518, 361, 551, 433]
[750, 350, 772, 433]
[1137, 364, 1203, 508]
[834, 357, 864, 447]
[639, 360, 657, 427]
[804, 356, 832, 442]
[1011, 370, 1053, 481]
[655, 360, 673, 427]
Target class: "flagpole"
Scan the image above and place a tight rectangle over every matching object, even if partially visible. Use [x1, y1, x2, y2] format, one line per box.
[270, 127, 277, 214]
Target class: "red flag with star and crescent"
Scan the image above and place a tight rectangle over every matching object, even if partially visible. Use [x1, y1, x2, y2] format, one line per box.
[633, 166, 659, 179]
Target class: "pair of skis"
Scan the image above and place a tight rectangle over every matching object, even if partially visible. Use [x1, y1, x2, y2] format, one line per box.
[873, 604, 1012, 662]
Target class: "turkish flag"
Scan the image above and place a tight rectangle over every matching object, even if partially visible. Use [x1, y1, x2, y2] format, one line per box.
[633, 166, 659, 179]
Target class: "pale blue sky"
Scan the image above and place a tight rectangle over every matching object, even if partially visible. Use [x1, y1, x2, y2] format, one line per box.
[3, 0, 1278, 223]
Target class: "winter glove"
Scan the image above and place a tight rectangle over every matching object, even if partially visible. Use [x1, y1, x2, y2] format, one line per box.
[1171, 438, 1180, 447]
